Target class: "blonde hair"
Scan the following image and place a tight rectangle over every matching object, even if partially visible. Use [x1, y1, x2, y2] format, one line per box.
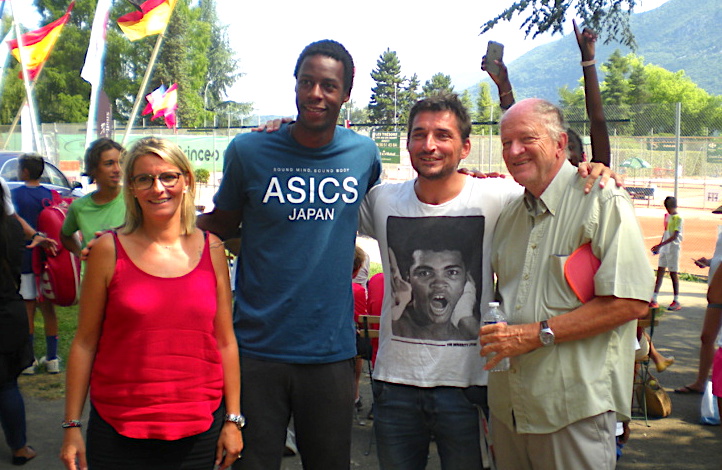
[121, 137, 197, 235]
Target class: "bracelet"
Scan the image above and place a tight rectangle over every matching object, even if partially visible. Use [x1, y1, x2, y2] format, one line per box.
[500, 99, 516, 111]
[708, 303, 722, 309]
[499, 89, 513, 98]
[61, 420, 82, 429]
[32, 232, 42, 239]
[581, 59, 596, 67]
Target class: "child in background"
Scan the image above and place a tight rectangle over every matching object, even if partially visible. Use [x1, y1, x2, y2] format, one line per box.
[10, 154, 60, 375]
[650, 196, 683, 311]
[352, 245, 368, 412]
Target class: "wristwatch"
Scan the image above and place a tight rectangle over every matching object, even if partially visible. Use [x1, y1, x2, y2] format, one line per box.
[224, 413, 246, 430]
[539, 320, 555, 346]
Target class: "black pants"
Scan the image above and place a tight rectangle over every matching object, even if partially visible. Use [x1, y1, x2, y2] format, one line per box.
[86, 403, 224, 470]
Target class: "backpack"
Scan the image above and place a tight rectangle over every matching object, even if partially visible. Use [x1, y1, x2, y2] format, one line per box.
[32, 190, 80, 306]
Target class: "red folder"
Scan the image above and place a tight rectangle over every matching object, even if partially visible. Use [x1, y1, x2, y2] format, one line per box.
[564, 243, 601, 303]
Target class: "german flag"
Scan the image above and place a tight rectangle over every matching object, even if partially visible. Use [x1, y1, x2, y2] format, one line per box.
[8, 1, 75, 81]
[117, 0, 177, 41]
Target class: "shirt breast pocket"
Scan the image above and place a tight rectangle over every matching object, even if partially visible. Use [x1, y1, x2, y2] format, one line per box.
[543, 253, 581, 312]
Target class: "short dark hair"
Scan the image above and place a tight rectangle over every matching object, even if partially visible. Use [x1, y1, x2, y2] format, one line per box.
[84, 138, 123, 183]
[407, 93, 472, 141]
[664, 196, 677, 210]
[294, 39, 355, 96]
[18, 153, 45, 180]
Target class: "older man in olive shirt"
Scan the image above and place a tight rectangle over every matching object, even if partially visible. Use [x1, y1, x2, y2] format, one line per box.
[480, 98, 653, 470]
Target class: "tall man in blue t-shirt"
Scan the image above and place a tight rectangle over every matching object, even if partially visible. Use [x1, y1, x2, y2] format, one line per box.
[198, 40, 382, 469]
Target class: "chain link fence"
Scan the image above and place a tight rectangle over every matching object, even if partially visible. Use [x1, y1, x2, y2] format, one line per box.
[2, 102, 719, 278]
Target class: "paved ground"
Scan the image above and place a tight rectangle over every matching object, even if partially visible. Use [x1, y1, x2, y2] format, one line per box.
[1, 277, 719, 469]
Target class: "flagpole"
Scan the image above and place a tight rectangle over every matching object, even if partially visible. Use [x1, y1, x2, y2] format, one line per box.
[83, 0, 111, 149]
[8, 0, 44, 155]
[121, 11, 175, 147]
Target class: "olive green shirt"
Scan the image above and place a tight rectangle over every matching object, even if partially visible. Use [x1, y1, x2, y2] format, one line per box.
[490, 161, 653, 434]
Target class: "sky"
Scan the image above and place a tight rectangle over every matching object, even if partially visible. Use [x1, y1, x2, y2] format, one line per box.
[10, 0, 671, 118]
[215, 0, 671, 118]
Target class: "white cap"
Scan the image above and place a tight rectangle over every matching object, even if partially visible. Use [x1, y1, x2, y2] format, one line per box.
[488, 301, 499, 307]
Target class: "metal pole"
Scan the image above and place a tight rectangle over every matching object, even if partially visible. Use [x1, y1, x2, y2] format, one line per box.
[674, 102, 681, 200]
[121, 0, 176, 148]
[488, 105, 494, 173]
[9, 0, 43, 154]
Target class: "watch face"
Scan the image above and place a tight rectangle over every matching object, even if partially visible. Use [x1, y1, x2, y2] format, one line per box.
[540, 329, 555, 346]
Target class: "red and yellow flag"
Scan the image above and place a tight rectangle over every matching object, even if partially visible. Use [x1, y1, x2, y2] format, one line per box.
[8, 1, 75, 81]
[142, 83, 178, 129]
[117, 0, 177, 41]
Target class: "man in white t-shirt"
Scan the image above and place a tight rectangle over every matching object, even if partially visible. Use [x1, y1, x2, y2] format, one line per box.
[359, 93, 523, 469]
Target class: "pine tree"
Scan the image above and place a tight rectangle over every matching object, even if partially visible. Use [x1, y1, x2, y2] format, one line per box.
[398, 73, 420, 127]
[368, 49, 405, 130]
[422, 73, 454, 97]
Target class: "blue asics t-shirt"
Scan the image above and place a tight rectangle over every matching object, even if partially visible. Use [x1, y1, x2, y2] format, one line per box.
[214, 124, 381, 363]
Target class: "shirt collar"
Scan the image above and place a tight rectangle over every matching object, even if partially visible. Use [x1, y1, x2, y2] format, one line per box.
[522, 160, 577, 217]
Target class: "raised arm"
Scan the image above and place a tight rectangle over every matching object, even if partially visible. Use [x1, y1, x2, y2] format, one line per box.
[574, 19, 610, 166]
[481, 55, 514, 110]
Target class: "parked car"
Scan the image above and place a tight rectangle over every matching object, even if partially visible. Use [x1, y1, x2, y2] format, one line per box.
[0, 151, 83, 197]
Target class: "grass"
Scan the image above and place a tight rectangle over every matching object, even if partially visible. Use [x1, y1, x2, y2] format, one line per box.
[369, 262, 383, 278]
[679, 272, 707, 283]
[18, 303, 78, 400]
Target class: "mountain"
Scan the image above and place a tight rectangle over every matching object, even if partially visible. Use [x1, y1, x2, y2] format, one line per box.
[482, 0, 722, 103]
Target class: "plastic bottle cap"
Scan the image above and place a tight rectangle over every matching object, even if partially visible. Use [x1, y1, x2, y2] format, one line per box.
[488, 302, 499, 307]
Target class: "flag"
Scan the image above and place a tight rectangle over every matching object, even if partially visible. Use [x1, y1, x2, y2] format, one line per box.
[117, 0, 177, 41]
[8, 1, 75, 81]
[81, 0, 112, 87]
[142, 83, 178, 129]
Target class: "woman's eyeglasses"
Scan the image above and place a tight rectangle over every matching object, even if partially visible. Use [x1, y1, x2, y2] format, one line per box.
[131, 172, 183, 190]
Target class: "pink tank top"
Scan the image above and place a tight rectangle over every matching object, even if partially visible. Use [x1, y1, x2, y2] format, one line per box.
[90, 232, 223, 440]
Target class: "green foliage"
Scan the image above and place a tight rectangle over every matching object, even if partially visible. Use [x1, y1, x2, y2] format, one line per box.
[1, 0, 243, 128]
[369, 262, 383, 278]
[568, 50, 722, 136]
[475, 82, 494, 123]
[422, 73, 454, 97]
[397, 73, 420, 126]
[481, 0, 638, 47]
[194, 167, 210, 184]
[341, 99, 369, 125]
[215, 101, 253, 127]
[368, 49, 405, 129]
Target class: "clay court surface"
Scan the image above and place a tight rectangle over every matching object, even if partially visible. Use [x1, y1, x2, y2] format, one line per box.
[633, 182, 721, 278]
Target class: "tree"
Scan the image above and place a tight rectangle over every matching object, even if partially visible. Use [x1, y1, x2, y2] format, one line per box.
[368, 49, 405, 129]
[0, 0, 243, 128]
[480, 0, 639, 48]
[198, 0, 245, 126]
[422, 73, 454, 97]
[215, 100, 253, 127]
[341, 99, 369, 125]
[475, 82, 494, 123]
[397, 73, 420, 126]
[600, 50, 631, 107]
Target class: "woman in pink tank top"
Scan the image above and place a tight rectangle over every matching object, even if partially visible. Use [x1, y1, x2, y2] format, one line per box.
[60, 138, 242, 470]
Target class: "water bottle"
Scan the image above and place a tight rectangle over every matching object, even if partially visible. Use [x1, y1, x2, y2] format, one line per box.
[483, 302, 510, 372]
